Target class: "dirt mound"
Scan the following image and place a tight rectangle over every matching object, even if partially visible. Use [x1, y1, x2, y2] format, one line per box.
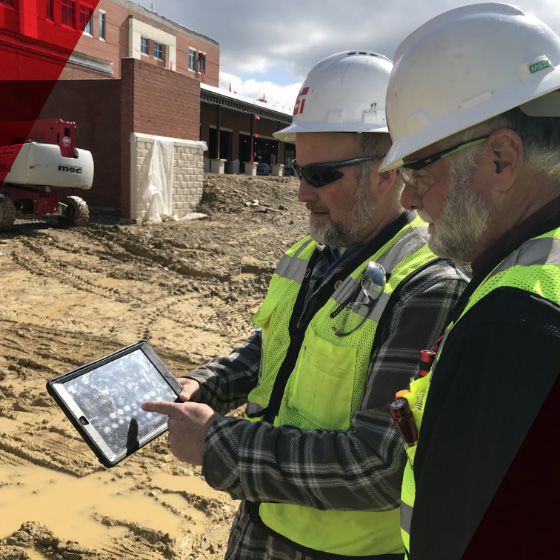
[0, 174, 307, 559]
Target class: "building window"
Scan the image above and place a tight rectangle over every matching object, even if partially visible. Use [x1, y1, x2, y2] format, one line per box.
[80, 5, 93, 34]
[99, 11, 106, 40]
[188, 48, 196, 71]
[140, 37, 148, 55]
[61, 0, 76, 28]
[0, 0, 14, 6]
[154, 41, 163, 60]
[46, 0, 54, 20]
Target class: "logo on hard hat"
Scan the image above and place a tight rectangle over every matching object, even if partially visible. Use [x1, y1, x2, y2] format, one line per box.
[529, 58, 551, 74]
[293, 87, 309, 116]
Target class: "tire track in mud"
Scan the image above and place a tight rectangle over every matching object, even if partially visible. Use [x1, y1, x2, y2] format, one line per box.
[8, 229, 246, 342]
[96, 524, 178, 560]
[82, 225, 231, 284]
[0, 434, 87, 477]
[0, 320, 124, 373]
[0, 318, 207, 375]
[13, 235, 134, 304]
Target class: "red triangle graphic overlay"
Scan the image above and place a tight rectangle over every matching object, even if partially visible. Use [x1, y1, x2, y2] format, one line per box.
[1, 0, 101, 184]
[461, 372, 560, 558]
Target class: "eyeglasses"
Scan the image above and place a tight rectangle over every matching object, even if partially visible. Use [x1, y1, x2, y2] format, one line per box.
[331, 261, 386, 337]
[398, 137, 488, 196]
[291, 156, 380, 188]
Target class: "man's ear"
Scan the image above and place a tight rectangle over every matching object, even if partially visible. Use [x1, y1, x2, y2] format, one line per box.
[375, 167, 398, 197]
[487, 128, 523, 192]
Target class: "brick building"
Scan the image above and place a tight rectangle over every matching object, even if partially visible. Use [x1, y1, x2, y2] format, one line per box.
[2, 1, 291, 222]
[201, 84, 293, 176]
[55, 0, 220, 83]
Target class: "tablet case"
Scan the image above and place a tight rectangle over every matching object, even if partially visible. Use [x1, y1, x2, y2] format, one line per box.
[47, 339, 182, 468]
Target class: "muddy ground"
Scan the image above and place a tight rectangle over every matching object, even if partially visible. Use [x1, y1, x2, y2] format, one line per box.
[0, 174, 307, 559]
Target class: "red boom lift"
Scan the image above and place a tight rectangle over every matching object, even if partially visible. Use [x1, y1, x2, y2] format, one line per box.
[0, 119, 94, 230]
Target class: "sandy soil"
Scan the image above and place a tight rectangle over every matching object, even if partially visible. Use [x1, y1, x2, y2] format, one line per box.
[0, 174, 307, 559]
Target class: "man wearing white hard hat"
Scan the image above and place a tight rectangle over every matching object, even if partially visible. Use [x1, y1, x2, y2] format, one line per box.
[380, 4, 560, 559]
[143, 51, 468, 559]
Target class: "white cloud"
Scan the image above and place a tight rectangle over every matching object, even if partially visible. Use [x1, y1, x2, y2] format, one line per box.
[219, 72, 302, 112]
[152, 0, 560, 103]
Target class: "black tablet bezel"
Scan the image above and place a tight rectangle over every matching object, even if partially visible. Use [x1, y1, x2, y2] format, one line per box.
[46, 339, 181, 468]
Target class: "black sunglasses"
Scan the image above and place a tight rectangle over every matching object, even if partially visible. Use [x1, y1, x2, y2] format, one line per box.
[291, 156, 376, 188]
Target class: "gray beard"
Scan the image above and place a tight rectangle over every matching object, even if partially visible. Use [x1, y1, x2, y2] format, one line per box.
[309, 180, 377, 248]
[423, 158, 492, 264]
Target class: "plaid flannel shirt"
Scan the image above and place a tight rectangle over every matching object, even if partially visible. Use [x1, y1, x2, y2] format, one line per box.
[186, 216, 469, 560]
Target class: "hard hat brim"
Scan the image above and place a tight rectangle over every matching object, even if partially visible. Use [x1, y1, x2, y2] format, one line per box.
[519, 90, 560, 117]
[274, 122, 389, 142]
[380, 85, 560, 172]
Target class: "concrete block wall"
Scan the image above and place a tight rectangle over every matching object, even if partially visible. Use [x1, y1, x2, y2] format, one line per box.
[172, 142, 204, 216]
[130, 134, 204, 221]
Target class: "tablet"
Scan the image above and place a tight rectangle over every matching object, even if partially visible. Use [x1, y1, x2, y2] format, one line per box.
[46, 340, 182, 468]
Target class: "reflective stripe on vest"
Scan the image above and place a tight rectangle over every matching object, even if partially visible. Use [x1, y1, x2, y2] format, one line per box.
[274, 238, 315, 281]
[248, 217, 437, 557]
[399, 229, 560, 554]
[400, 502, 414, 538]
[491, 237, 560, 275]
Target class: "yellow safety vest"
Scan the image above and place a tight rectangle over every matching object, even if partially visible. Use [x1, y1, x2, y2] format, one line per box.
[399, 227, 560, 556]
[246, 217, 438, 558]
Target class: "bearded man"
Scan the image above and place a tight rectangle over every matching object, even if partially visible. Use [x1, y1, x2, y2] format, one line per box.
[143, 51, 468, 560]
[379, 4, 560, 559]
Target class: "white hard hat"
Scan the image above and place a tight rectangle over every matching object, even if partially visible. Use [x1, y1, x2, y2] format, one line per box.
[274, 51, 392, 142]
[380, 3, 560, 171]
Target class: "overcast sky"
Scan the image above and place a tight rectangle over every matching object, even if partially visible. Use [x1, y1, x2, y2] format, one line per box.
[138, 0, 560, 112]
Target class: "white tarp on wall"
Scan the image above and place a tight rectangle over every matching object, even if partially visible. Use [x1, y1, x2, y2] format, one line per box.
[143, 136, 174, 223]
[130, 133, 207, 223]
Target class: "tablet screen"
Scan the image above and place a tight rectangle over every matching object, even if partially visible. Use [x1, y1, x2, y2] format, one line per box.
[63, 349, 177, 455]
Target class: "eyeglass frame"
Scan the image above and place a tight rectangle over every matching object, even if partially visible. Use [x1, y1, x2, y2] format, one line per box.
[291, 155, 382, 188]
[331, 261, 386, 337]
[398, 136, 488, 195]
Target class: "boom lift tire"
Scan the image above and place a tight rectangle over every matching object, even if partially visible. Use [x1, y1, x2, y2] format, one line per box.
[58, 195, 89, 228]
[0, 194, 16, 231]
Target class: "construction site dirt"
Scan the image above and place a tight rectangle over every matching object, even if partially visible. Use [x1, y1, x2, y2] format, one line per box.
[0, 174, 307, 560]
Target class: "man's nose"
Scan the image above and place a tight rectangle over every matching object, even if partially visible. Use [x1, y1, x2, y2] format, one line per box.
[400, 184, 424, 211]
[298, 179, 320, 203]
